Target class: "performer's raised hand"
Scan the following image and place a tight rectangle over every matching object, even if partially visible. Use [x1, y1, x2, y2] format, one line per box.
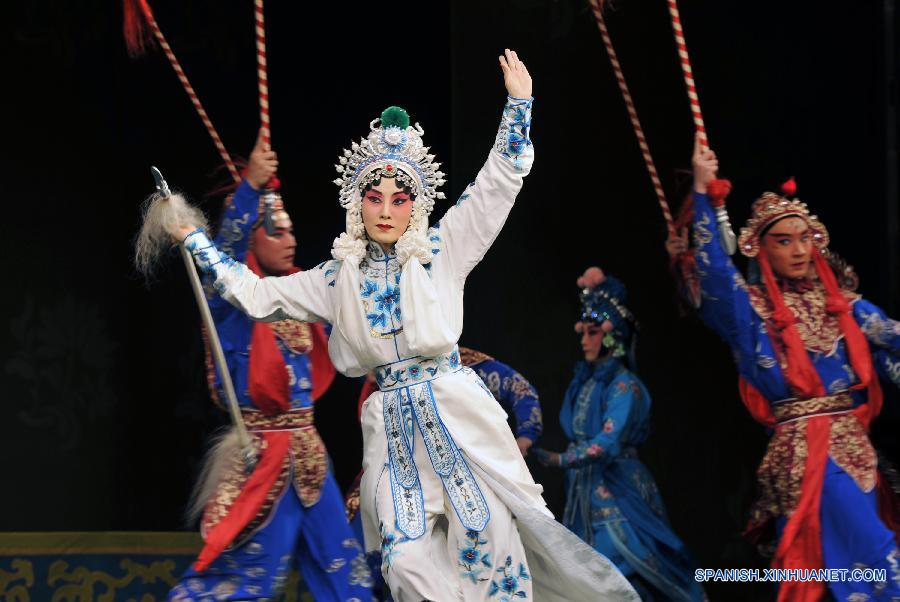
[692, 134, 718, 194]
[246, 129, 279, 190]
[499, 48, 532, 99]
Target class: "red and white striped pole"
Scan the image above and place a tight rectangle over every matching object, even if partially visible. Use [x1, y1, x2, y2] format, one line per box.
[254, 0, 271, 152]
[587, 0, 675, 235]
[667, 0, 737, 254]
[131, 0, 240, 183]
[667, 0, 708, 150]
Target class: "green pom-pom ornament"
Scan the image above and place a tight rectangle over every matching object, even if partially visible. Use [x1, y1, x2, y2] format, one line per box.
[381, 106, 410, 129]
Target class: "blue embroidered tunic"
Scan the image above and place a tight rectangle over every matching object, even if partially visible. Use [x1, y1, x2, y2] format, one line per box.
[693, 190, 900, 600]
[559, 357, 705, 601]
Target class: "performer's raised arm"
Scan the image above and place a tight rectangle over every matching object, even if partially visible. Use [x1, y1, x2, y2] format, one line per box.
[212, 131, 278, 262]
[690, 138, 756, 361]
[439, 49, 534, 284]
[205, 132, 278, 317]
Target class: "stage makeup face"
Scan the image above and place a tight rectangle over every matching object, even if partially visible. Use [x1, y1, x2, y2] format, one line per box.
[762, 216, 812, 280]
[580, 320, 612, 363]
[252, 222, 296, 275]
[361, 176, 413, 248]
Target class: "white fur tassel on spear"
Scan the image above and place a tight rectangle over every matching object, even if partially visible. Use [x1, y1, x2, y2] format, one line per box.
[135, 166, 257, 473]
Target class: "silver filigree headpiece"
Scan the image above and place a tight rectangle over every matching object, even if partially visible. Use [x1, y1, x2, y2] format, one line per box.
[329, 107, 447, 265]
[333, 107, 446, 217]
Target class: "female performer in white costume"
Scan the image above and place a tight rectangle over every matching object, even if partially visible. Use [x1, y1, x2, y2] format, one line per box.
[171, 50, 636, 602]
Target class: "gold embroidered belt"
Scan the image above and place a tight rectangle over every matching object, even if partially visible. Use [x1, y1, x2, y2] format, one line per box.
[242, 407, 315, 431]
[772, 392, 853, 424]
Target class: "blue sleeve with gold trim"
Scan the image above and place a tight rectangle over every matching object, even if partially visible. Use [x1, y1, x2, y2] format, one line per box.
[474, 358, 542, 441]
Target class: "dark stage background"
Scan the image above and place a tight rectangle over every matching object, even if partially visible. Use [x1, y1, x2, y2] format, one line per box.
[2, 1, 898, 600]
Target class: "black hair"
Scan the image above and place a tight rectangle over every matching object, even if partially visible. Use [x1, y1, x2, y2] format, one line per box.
[361, 173, 416, 200]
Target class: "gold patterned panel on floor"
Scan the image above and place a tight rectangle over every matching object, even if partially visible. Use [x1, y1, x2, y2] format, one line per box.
[0, 532, 311, 601]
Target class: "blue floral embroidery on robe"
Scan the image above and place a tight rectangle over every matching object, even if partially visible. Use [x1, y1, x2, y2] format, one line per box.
[458, 530, 493, 584]
[380, 523, 409, 573]
[360, 242, 403, 338]
[488, 554, 530, 600]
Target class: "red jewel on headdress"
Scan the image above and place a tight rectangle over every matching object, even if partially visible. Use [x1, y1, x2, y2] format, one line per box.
[781, 176, 797, 197]
[386, 164, 394, 171]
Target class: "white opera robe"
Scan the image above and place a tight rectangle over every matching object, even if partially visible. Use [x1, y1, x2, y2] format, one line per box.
[186, 98, 637, 602]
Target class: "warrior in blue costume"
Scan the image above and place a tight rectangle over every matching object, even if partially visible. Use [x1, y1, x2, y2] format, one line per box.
[533, 267, 705, 602]
[691, 138, 900, 602]
[168, 138, 372, 601]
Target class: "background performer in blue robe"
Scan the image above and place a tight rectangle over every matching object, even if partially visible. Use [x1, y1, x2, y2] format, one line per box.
[168, 136, 372, 601]
[533, 267, 705, 602]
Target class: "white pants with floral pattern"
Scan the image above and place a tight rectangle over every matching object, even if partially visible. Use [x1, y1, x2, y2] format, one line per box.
[374, 421, 532, 602]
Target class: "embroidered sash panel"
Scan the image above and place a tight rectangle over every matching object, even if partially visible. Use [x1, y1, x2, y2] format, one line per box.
[374, 347, 462, 391]
[383, 380, 489, 539]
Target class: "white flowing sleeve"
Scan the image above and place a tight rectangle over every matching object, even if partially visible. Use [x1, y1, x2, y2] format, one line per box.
[438, 96, 534, 284]
[184, 229, 335, 323]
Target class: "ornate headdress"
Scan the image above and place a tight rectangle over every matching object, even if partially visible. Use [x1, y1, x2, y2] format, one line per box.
[214, 178, 292, 257]
[575, 267, 636, 361]
[254, 185, 292, 236]
[738, 178, 829, 258]
[331, 106, 446, 265]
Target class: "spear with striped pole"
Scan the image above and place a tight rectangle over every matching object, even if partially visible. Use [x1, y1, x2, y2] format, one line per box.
[587, 1, 736, 255]
[587, 0, 675, 238]
[664, 0, 736, 254]
[251, 0, 283, 223]
[123, 0, 241, 184]
[254, 0, 271, 152]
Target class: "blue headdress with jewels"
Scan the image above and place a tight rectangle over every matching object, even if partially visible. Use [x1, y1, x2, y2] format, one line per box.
[579, 272, 638, 368]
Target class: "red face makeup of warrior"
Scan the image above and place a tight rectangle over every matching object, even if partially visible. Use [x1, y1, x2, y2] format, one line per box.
[361, 177, 413, 249]
[762, 216, 812, 280]
[252, 224, 296, 275]
[580, 320, 613, 363]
